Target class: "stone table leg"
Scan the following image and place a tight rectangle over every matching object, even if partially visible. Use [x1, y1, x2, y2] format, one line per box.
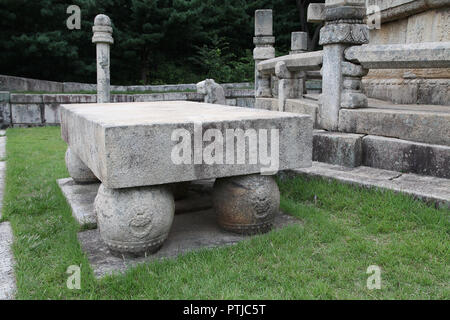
[65, 147, 99, 184]
[94, 184, 175, 257]
[213, 174, 280, 235]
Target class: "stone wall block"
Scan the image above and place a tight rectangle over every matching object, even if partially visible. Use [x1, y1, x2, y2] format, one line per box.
[11, 104, 43, 124]
[44, 104, 60, 124]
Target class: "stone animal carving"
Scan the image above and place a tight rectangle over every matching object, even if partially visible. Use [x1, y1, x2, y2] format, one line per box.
[196, 79, 226, 105]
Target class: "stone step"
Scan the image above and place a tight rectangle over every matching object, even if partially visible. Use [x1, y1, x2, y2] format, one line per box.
[313, 130, 363, 168]
[339, 99, 450, 146]
[289, 162, 450, 209]
[287, 95, 449, 146]
[285, 98, 319, 128]
[312, 131, 450, 179]
[362, 135, 450, 179]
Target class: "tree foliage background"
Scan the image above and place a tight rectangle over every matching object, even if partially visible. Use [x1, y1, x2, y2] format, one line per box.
[0, 0, 323, 85]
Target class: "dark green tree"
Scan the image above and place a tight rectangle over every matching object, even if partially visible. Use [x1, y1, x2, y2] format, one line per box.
[0, 0, 322, 85]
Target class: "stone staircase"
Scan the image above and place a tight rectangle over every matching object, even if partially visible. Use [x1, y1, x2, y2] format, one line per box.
[287, 94, 450, 178]
[280, 95, 450, 208]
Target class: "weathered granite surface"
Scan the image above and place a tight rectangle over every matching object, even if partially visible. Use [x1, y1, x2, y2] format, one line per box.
[338, 102, 450, 146]
[0, 92, 11, 127]
[313, 131, 364, 167]
[196, 79, 226, 105]
[362, 78, 449, 106]
[0, 74, 251, 94]
[364, 3, 450, 105]
[362, 135, 450, 179]
[258, 51, 323, 74]
[307, 3, 325, 23]
[291, 162, 450, 209]
[255, 98, 279, 111]
[213, 174, 280, 235]
[58, 178, 99, 228]
[0, 222, 15, 300]
[285, 98, 319, 129]
[78, 209, 300, 278]
[320, 44, 345, 131]
[345, 42, 450, 69]
[366, 0, 450, 24]
[255, 9, 273, 36]
[254, 10, 275, 98]
[11, 104, 42, 125]
[290, 32, 308, 54]
[61, 101, 313, 188]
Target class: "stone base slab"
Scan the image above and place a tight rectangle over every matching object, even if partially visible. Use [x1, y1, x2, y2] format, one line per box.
[313, 131, 364, 167]
[78, 210, 299, 278]
[363, 78, 450, 106]
[290, 162, 450, 209]
[0, 222, 16, 300]
[338, 101, 450, 146]
[363, 135, 450, 179]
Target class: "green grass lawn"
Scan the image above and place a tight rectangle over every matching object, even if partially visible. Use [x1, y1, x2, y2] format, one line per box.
[2, 127, 449, 299]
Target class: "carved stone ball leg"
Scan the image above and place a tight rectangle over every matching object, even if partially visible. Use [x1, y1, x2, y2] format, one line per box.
[94, 184, 175, 257]
[213, 174, 280, 235]
[65, 147, 99, 184]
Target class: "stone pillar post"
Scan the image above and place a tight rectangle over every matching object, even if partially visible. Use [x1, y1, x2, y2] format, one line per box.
[290, 32, 308, 95]
[275, 62, 304, 112]
[253, 10, 275, 98]
[290, 32, 308, 55]
[92, 14, 114, 104]
[318, 0, 368, 130]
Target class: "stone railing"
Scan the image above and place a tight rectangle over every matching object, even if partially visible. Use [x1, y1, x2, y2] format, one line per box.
[253, 10, 324, 113]
[345, 42, 450, 69]
[254, 1, 450, 131]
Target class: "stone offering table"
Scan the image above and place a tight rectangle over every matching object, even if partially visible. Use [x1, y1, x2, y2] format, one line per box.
[61, 101, 312, 256]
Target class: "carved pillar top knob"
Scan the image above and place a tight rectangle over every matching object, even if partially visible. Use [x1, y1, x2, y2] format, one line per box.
[92, 14, 114, 44]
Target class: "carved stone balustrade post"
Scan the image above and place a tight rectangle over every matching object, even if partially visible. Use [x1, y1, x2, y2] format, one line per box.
[318, 0, 369, 130]
[290, 32, 308, 55]
[92, 14, 114, 104]
[275, 61, 304, 112]
[290, 32, 308, 95]
[254, 10, 275, 98]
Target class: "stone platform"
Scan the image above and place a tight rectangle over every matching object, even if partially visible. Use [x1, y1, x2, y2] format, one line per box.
[79, 210, 299, 278]
[59, 177, 299, 277]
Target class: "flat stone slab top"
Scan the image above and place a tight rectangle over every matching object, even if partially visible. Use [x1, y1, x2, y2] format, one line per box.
[78, 209, 300, 278]
[61, 101, 312, 189]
